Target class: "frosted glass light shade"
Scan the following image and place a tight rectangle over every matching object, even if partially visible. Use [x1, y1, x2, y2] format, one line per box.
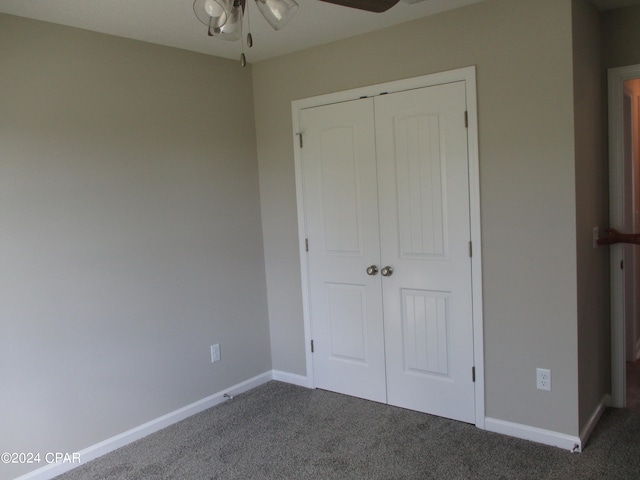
[255, 0, 298, 30]
[213, 0, 243, 41]
[193, 0, 231, 29]
[204, 0, 225, 17]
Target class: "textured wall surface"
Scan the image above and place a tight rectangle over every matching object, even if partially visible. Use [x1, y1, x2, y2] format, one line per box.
[0, 14, 270, 480]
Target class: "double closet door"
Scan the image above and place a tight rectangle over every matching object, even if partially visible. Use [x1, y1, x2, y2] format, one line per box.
[300, 81, 475, 424]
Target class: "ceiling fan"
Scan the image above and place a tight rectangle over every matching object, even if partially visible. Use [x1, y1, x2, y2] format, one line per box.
[318, 0, 400, 13]
[193, 0, 401, 65]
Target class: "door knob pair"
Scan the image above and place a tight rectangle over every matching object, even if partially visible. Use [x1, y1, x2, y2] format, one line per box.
[366, 265, 393, 277]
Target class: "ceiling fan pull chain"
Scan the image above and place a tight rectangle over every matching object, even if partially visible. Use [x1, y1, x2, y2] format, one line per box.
[238, 0, 251, 66]
[246, 0, 253, 47]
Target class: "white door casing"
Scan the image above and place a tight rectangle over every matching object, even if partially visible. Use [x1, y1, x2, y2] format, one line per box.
[293, 67, 485, 427]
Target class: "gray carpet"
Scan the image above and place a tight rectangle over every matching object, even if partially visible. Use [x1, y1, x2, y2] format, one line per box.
[54, 381, 640, 479]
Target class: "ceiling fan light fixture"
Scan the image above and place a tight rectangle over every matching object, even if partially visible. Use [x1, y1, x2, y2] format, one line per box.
[255, 0, 299, 30]
[193, 0, 402, 67]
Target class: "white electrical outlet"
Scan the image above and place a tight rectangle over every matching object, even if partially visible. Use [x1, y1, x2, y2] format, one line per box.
[211, 343, 220, 363]
[536, 368, 551, 391]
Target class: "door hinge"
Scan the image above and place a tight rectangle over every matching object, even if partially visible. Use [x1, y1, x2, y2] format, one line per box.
[621, 259, 624, 270]
[469, 241, 473, 258]
[472, 366, 476, 382]
[305, 238, 309, 252]
[311, 339, 314, 353]
[464, 111, 468, 128]
[297, 133, 303, 148]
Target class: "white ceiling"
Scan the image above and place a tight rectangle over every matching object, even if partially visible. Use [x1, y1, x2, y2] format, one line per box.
[0, 0, 638, 64]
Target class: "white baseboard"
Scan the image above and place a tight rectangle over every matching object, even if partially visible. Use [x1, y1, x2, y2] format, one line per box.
[15, 371, 273, 480]
[487, 394, 610, 454]
[580, 394, 610, 449]
[272, 370, 309, 387]
[484, 417, 582, 452]
[22, 371, 601, 479]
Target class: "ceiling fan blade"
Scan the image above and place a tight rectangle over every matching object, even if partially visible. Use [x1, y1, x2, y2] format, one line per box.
[318, 0, 401, 13]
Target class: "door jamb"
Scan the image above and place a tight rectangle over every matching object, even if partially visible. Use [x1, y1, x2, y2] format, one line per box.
[608, 64, 640, 408]
[291, 66, 485, 428]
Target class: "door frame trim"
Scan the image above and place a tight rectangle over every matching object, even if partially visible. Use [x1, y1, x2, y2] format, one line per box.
[291, 66, 485, 428]
[608, 64, 640, 408]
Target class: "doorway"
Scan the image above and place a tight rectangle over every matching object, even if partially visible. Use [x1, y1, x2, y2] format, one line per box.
[608, 64, 640, 409]
[292, 67, 485, 427]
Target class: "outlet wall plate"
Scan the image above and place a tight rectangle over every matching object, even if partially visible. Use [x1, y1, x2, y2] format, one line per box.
[211, 344, 221, 363]
[536, 368, 551, 391]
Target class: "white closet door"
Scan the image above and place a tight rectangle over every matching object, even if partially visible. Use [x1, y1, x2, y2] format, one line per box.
[375, 81, 475, 423]
[300, 98, 387, 403]
[300, 80, 476, 424]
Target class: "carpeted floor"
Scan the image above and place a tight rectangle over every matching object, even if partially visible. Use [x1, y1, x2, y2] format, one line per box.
[54, 381, 640, 480]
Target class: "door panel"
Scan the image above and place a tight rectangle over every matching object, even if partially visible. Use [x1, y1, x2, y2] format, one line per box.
[319, 125, 362, 254]
[326, 283, 368, 361]
[395, 113, 446, 258]
[401, 289, 450, 376]
[375, 81, 475, 423]
[300, 99, 387, 403]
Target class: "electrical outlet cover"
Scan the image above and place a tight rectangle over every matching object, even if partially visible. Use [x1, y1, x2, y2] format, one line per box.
[211, 344, 221, 363]
[536, 368, 551, 391]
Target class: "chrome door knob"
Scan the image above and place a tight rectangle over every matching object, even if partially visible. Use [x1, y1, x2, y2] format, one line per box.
[366, 265, 379, 276]
[381, 266, 393, 277]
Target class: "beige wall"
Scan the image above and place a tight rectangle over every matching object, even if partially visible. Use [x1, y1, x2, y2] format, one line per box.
[603, 5, 640, 69]
[0, 14, 270, 480]
[572, 0, 610, 432]
[253, 0, 581, 435]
